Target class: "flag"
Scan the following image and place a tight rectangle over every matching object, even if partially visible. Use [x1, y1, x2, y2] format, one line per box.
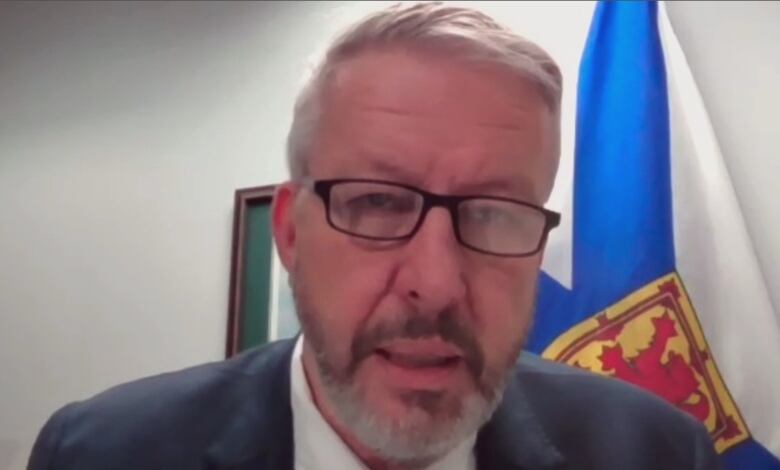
[528, 2, 780, 467]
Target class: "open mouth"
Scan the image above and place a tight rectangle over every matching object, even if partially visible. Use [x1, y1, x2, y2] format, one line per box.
[375, 348, 462, 369]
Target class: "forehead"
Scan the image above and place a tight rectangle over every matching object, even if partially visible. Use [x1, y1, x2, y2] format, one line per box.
[310, 48, 558, 201]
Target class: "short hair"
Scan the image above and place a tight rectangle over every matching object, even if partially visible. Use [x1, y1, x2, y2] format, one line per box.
[286, 1, 563, 180]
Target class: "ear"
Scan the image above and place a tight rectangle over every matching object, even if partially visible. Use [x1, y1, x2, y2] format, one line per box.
[271, 182, 300, 273]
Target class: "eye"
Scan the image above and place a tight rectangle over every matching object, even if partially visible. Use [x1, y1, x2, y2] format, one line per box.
[469, 206, 510, 223]
[365, 193, 394, 207]
[347, 192, 416, 213]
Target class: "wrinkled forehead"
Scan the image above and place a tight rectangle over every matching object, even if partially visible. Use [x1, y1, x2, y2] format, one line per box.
[310, 48, 560, 202]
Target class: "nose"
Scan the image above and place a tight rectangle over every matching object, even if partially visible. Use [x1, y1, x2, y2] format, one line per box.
[392, 206, 467, 314]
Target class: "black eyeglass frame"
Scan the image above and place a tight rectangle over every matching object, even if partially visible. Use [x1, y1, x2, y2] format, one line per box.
[309, 178, 561, 257]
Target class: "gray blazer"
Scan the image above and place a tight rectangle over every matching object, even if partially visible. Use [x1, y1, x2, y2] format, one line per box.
[29, 338, 721, 469]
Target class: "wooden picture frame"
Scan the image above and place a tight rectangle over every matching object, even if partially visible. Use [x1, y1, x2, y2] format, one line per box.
[225, 185, 276, 358]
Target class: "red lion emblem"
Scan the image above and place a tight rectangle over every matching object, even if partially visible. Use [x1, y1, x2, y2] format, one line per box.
[595, 312, 709, 422]
[544, 273, 750, 452]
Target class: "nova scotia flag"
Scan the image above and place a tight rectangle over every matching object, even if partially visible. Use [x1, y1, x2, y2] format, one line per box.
[528, 2, 780, 468]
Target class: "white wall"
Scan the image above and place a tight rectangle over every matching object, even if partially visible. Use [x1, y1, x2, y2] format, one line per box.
[665, 1, 780, 315]
[0, 2, 777, 469]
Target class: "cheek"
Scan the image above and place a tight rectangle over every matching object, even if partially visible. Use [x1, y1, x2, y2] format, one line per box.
[467, 259, 539, 362]
[295, 222, 394, 358]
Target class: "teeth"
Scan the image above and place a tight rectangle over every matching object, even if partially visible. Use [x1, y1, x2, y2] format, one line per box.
[384, 351, 456, 368]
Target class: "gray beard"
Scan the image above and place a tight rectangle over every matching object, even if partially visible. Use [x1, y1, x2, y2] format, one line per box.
[318, 357, 505, 466]
[291, 272, 529, 466]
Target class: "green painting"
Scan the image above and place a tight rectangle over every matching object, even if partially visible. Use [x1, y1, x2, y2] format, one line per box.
[226, 186, 299, 356]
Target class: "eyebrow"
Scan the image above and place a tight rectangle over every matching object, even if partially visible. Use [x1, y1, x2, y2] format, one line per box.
[358, 153, 539, 200]
[455, 177, 538, 200]
[361, 156, 426, 184]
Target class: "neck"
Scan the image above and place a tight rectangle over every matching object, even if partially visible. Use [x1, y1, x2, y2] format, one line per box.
[301, 343, 430, 470]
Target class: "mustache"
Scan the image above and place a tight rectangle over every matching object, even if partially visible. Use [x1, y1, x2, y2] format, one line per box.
[349, 309, 484, 381]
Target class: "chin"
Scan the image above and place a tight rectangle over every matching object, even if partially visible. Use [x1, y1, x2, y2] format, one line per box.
[323, 375, 500, 464]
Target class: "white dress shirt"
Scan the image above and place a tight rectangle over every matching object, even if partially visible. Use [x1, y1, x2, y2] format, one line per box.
[291, 336, 477, 470]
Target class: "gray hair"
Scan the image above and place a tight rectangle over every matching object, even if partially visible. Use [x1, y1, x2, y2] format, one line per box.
[286, 1, 563, 180]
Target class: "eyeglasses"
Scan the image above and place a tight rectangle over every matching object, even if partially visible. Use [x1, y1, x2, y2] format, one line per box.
[309, 178, 560, 257]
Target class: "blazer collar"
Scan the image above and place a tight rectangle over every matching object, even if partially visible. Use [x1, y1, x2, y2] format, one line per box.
[204, 342, 566, 470]
[475, 361, 568, 470]
[204, 339, 297, 470]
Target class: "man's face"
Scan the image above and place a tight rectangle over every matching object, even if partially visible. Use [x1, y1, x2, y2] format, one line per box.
[274, 48, 557, 459]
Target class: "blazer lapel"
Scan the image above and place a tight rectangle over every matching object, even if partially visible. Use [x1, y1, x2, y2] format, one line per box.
[204, 340, 297, 470]
[204, 342, 567, 470]
[476, 366, 568, 470]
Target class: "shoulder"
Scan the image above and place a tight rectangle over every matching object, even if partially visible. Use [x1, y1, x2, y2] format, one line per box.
[515, 353, 688, 421]
[512, 353, 720, 469]
[28, 339, 295, 470]
[62, 339, 294, 429]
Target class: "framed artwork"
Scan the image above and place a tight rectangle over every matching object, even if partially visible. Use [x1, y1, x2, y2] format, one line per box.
[225, 185, 299, 357]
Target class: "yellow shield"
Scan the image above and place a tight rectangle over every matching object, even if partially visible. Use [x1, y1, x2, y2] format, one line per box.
[542, 272, 749, 453]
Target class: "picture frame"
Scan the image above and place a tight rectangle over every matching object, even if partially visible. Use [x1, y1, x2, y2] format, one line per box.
[225, 185, 299, 357]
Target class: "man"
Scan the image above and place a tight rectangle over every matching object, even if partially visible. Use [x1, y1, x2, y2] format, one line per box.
[29, 3, 720, 469]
